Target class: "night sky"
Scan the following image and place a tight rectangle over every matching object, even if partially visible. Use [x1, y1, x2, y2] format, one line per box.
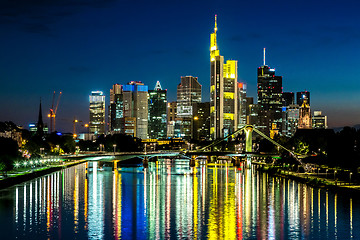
[1, 0, 359, 132]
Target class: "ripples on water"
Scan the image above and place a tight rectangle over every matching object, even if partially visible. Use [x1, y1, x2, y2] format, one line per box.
[0, 160, 359, 239]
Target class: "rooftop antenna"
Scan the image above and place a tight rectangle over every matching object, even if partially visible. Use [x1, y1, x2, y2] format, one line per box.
[263, 48, 266, 66]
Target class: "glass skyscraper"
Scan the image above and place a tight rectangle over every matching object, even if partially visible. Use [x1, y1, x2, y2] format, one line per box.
[148, 81, 167, 139]
[89, 91, 106, 136]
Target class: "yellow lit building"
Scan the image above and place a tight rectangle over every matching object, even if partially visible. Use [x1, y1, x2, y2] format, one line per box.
[210, 15, 240, 139]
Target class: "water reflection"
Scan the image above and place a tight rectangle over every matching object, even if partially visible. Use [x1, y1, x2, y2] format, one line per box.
[0, 160, 359, 239]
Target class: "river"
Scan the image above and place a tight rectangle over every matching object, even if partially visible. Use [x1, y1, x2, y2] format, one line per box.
[0, 160, 359, 239]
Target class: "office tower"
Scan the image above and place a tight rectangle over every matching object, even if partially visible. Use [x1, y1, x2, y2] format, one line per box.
[238, 83, 247, 127]
[312, 111, 327, 129]
[176, 76, 201, 139]
[89, 91, 106, 135]
[298, 96, 312, 129]
[282, 104, 300, 137]
[167, 101, 177, 138]
[148, 81, 167, 139]
[123, 81, 148, 139]
[283, 92, 295, 106]
[177, 76, 202, 117]
[257, 48, 282, 136]
[281, 92, 295, 136]
[297, 91, 310, 106]
[192, 102, 210, 141]
[210, 15, 239, 139]
[109, 84, 124, 134]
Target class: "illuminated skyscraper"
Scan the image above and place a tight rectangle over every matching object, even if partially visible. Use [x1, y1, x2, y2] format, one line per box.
[257, 49, 283, 136]
[297, 91, 310, 106]
[123, 81, 148, 139]
[210, 15, 239, 139]
[89, 91, 106, 135]
[148, 81, 167, 139]
[176, 76, 201, 139]
[109, 84, 124, 134]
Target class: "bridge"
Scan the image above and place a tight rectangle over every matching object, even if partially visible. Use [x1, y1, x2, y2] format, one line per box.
[63, 124, 307, 170]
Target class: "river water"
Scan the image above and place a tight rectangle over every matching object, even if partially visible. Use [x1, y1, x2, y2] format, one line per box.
[0, 160, 359, 239]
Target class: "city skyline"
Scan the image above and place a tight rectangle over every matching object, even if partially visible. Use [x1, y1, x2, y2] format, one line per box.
[1, 0, 360, 132]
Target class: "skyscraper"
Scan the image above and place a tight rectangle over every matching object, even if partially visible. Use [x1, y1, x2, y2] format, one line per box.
[282, 92, 295, 106]
[237, 83, 247, 127]
[192, 102, 210, 141]
[123, 81, 148, 139]
[257, 49, 283, 136]
[89, 91, 106, 136]
[109, 84, 124, 134]
[167, 101, 177, 138]
[148, 81, 167, 139]
[297, 91, 310, 106]
[298, 96, 312, 129]
[176, 76, 201, 139]
[210, 15, 239, 139]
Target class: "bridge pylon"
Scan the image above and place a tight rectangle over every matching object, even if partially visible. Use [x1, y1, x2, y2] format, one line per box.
[244, 125, 253, 153]
[143, 156, 149, 168]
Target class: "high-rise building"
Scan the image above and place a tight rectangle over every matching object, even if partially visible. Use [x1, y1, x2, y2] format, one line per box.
[123, 81, 148, 139]
[297, 91, 310, 106]
[282, 104, 300, 137]
[177, 76, 202, 117]
[312, 111, 327, 129]
[298, 96, 312, 129]
[167, 101, 177, 138]
[283, 92, 295, 106]
[89, 91, 106, 136]
[176, 76, 201, 139]
[148, 81, 167, 139]
[109, 84, 124, 134]
[238, 83, 247, 127]
[257, 48, 283, 136]
[192, 102, 210, 141]
[210, 15, 239, 139]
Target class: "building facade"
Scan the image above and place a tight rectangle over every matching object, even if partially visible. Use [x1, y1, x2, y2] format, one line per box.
[312, 111, 327, 129]
[297, 91, 310, 106]
[257, 49, 283, 136]
[89, 91, 106, 135]
[192, 102, 210, 141]
[123, 81, 148, 139]
[176, 76, 201, 139]
[298, 97, 312, 129]
[109, 84, 124, 134]
[148, 81, 167, 139]
[210, 15, 239, 139]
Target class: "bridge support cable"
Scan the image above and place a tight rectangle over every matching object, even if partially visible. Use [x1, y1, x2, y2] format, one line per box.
[199, 125, 248, 152]
[252, 128, 305, 167]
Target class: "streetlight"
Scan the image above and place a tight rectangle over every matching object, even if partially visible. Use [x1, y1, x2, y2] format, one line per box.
[144, 143, 147, 154]
[113, 144, 116, 154]
[326, 169, 328, 178]
[350, 172, 353, 185]
[334, 170, 337, 180]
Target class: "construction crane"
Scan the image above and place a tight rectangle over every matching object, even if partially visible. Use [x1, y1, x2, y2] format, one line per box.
[48, 91, 62, 133]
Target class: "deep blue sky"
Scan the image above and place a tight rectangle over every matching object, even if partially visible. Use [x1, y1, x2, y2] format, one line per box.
[1, 0, 359, 132]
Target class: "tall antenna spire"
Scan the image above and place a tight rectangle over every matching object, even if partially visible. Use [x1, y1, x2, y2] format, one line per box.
[263, 48, 266, 66]
[214, 14, 217, 33]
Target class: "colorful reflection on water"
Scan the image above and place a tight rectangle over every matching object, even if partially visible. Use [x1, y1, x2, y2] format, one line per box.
[0, 160, 359, 239]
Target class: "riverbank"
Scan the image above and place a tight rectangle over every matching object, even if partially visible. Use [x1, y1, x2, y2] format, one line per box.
[0, 160, 86, 189]
[256, 163, 360, 196]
